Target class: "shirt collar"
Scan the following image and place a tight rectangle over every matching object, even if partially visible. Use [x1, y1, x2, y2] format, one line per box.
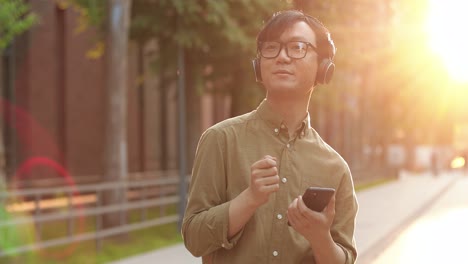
[256, 99, 312, 137]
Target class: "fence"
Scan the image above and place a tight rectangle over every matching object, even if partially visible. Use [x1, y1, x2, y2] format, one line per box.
[0, 168, 395, 258]
[0, 175, 184, 257]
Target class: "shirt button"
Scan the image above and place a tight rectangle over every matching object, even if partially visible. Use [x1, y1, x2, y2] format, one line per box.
[273, 251, 279, 257]
[281, 177, 287, 183]
[286, 143, 290, 148]
[277, 214, 283, 220]
[221, 243, 225, 248]
[274, 128, 279, 133]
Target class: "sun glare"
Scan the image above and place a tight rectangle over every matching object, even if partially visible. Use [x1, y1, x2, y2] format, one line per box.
[426, 0, 468, 83]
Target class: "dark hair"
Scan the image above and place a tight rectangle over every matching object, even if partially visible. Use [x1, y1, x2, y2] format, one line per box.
[256, 10, 334, 61]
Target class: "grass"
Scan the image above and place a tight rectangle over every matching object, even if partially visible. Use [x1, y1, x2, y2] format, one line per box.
[0, 205, 183, 264]
[355, 177, 396, 192]
[0, 177, 394, 264]
[1, 223, 183, 264]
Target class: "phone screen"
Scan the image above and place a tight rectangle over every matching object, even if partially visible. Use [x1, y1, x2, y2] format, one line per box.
[288, 187, 335, 226]
[302, 187, 335, 212]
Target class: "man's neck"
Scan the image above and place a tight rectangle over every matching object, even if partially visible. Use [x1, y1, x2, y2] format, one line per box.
[266, 95, 311, 136]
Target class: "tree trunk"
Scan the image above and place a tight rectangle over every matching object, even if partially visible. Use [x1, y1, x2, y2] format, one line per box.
[0, 51, 6, 188]
[1, 45, 17, 185]
[102, 0, 132, 230]
[158, 41, 168, 170]
[137, 41, 146, 172]
[184, 53, 200, 170]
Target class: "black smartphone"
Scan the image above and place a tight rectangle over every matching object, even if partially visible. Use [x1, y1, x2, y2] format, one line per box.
[288, 187, 335, 226]
[302, 187, 335, 212]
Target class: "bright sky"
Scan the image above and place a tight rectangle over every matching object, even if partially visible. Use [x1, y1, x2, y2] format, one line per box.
[425, 0, 468, 83]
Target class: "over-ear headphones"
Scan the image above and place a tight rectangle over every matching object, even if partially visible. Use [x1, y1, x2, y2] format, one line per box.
[252, 12, 336, 85]
[252, 57, 262, 82]
[315, 32, 335, 85]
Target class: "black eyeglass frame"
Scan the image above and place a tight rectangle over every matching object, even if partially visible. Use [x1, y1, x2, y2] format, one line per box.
[258, 41, 318, 59]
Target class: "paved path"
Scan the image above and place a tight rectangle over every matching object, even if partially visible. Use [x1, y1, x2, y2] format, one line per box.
[355, 171, 458, 263]
[109, 170, 459, 264]
[372, 174, 468, 263]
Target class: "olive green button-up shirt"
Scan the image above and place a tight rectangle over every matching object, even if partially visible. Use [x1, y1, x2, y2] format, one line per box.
[182, 100, 358, 264]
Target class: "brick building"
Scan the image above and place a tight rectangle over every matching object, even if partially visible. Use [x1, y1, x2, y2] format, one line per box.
[0, 1, 196, 186]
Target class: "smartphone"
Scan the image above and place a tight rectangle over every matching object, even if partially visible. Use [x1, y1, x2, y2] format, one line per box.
[302, 187, 335, 212]
[288, 187, 335, 226]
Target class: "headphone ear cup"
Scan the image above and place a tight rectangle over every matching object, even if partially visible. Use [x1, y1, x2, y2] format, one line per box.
[252, 58, 262, 82]
[316, 59, 335, 84]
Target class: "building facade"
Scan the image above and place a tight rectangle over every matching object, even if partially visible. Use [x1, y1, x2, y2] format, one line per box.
[1, 1, 189, 186]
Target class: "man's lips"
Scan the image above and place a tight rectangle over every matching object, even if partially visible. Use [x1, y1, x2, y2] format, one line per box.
[273, 70, 293, 75]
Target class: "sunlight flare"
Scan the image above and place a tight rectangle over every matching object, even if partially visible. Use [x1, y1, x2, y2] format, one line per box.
[426, 0, 468, 83]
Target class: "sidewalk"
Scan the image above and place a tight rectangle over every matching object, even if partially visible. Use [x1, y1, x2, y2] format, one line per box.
[372, 174, 468, 263]
[355, 170, 458, 263]
[109, 170, 459, 264]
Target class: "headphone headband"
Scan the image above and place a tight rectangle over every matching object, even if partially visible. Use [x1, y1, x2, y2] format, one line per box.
[325, 33, 336, 60]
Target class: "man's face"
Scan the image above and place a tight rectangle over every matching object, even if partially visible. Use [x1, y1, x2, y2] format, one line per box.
[260, 21, 318, 98]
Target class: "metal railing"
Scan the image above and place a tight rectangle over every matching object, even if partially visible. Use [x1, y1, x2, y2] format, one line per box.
[0, 175, 184, 257]
[0, 168, 395, 258]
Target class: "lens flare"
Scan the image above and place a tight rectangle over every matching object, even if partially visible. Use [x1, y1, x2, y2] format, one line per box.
[426, 0, 468, 83]
[451, 156, 465, 169]
[10, 157, 86, 260]
[1, 98, 86, 260]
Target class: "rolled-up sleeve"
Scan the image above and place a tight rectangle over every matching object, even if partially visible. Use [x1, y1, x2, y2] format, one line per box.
[182, 128, 243, 257]
[332, 166, 359, 264]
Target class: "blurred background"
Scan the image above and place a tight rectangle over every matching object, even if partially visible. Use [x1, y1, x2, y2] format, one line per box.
[0, 0, 467, 263]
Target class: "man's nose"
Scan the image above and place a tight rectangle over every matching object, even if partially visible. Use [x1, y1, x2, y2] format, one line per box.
[276, 46, 291, 62]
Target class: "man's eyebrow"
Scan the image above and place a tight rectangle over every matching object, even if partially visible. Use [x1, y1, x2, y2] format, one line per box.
[284, 36, 311, 42]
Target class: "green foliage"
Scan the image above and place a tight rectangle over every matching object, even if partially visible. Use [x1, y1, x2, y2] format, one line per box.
[71, 0, 292, 113]
[70, 0, 105, 33]
[72, 0, 453, 147]
[130, 1, 288, 64]
[0, 0, 37, 51]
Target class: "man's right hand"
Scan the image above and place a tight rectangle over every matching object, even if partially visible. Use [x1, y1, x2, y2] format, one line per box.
[247, 155, 280, 207]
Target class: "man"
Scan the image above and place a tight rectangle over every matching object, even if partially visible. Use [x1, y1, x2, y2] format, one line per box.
[430, 151, 438, 177]
[182, 10, 358, 264]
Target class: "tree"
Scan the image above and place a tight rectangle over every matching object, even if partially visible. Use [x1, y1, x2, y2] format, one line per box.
[66, 0, 133, 228]
[0, 0, 37, 188]
[68, 1, 292, 169]
[294, 0, 399, 167]
[295, 0, 457, 170]
[138, 1, 291, 166]
[0, 0, 37, 51]
[101, 0, 132, 229]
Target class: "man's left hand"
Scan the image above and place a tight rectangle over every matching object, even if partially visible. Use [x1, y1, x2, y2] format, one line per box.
[287, 194, 336, 245]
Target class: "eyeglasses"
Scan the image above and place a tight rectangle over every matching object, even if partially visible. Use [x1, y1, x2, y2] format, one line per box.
[259, 41, 317, 59]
